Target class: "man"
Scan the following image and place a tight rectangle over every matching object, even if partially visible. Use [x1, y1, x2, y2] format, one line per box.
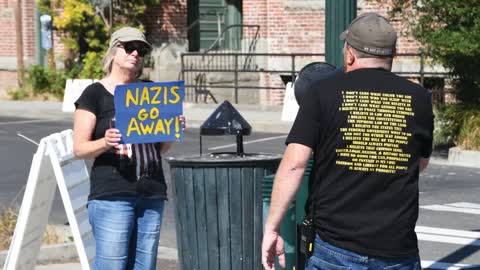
[262, 13, 433, 270]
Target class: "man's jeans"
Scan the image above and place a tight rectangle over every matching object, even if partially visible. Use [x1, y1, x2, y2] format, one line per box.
[306, 234, 421, 270]
[88, 197, 165, 270]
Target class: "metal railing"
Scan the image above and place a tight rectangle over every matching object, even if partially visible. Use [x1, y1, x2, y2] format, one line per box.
[180, 52, 451, 104]
[180, 53, 326, 103]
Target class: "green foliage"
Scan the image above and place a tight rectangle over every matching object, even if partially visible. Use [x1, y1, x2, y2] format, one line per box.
[37, 0, 109, 63]
[27, 65, 66, 99]
[7, 88, 29, 100]
[0, 207, 17, 250]
[36, 0, 159, 78]
[0, 207, 61, 251]
[79, 51, 104, 79]
[434, 104, 480, 150]
[457, 108, 480, 150]
[376, 0, 480, 104]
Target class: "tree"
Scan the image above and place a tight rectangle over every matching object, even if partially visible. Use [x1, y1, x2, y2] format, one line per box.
[36, 0, 159, 78]
[378, 0, 480, 104]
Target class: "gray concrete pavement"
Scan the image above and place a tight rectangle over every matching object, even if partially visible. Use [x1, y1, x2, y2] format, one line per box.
[0, 99, 293, 134]
[1, 99, 480, 269]
[1, 99, 290, 270]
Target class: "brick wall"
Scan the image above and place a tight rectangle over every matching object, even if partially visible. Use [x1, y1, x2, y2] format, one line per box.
[244, 0, 326, 106]
[0, 0, 35, 59]
[359, 0, 421, 54]
[0, 0, 424, 106]
[23, 0, 35, 58]
[245, 0, 325, 54]
[243, 0, 267, 38]
[0, 0, 17, 57]
[244, 0, 422, 106]
[0, 0, 36, 92]
[0, 70, 17, 96]
[143, 0, 187, 44]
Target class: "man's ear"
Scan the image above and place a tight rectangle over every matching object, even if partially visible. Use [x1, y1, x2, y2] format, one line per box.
[346, 47, 355, 66]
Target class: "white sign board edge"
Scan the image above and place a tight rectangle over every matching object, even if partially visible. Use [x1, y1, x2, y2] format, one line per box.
[3, 139, 57, 270]
[47, 131, 93, 270]
[281, 82, 299, 122]
[62, 79, 98, 112]
[3, 130, 94, 270]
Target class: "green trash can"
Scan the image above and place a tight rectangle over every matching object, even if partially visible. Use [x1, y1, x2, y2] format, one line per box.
[168, 153, 282, 270]
[262, 158, 313, 270]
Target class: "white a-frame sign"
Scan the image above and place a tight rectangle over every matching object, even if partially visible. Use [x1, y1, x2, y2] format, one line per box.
[3, 129, 94, 270]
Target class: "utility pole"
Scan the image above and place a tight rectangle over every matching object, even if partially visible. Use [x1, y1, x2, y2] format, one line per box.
[15, 0, 25, 87]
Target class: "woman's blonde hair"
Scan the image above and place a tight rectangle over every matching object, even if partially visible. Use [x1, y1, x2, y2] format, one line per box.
[102, 41, 144, 78]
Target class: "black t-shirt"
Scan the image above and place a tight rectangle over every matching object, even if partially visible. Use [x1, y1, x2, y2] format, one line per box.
[286, 68, 434, 258]
[75, 82, 167, 200]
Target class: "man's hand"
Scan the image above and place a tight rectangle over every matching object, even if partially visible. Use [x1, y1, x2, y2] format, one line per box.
[261, 229, 286, 269]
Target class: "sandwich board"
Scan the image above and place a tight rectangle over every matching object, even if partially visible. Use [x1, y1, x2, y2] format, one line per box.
[281, 82, 299, 122]
[62, 79, 98, 112]
[3, 129, 94, 270]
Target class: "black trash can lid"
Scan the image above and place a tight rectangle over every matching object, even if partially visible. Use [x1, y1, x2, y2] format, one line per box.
[200, 100, 252, 136]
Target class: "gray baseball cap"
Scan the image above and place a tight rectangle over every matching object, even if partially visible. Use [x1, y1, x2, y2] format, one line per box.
[109, 27, 152, 49]
[340, 13, 397, 57]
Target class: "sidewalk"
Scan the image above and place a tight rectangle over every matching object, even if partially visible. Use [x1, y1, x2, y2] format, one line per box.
[0, 100, 293, 134]
[2, 99, 477, 269]
[1, 99, 290, 270]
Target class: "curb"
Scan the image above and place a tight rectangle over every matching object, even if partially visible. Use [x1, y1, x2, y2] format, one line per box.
[430, 156, 480, 169]
[447, 147, 480, 168]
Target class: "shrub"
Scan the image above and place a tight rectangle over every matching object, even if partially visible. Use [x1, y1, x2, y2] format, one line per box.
[79, 51, 104, 79]
[434, 104, 480, 151]
[457, 109, 480, 150]
[27, 65, 67, 99]
[7, 87, 29, 100]
[0, 207, 17, 250]
[0, 207, 61, 251]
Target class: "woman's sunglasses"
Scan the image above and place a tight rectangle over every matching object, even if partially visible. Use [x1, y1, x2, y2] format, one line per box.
[118, 42, 150, 57]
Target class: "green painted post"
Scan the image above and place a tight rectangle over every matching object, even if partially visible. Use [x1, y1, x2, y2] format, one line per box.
[325, 0, 357, 67]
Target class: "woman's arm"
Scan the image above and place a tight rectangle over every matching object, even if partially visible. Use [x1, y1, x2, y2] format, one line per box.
[159, 142, 174, 155]
[73, 109, 121, 159]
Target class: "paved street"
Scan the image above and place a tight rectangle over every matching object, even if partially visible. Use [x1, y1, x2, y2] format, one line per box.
[1, 115, 479, 269]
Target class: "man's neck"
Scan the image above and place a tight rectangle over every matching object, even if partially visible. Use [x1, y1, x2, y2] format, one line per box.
[346, 58, 392, 72]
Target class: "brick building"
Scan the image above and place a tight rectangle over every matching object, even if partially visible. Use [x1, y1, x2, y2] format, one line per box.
[1, 0, 434, 106]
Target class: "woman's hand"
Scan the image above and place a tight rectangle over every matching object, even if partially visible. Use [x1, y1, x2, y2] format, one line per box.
[179, 115, 186, 132]
[104, 128, 122, 148]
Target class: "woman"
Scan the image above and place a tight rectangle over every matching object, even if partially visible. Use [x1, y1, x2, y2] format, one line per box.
[73, 27, 185, 270]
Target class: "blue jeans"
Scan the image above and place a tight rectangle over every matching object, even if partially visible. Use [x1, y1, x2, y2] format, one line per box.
[306, 234, 421, 270]
[88, 197, 165, 270]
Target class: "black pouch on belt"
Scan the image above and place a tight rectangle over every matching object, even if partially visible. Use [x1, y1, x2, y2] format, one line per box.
[299, 218, 315, 259]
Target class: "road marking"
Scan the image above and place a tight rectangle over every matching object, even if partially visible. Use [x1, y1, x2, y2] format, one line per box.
[0, 119, 60, 125]
[17, 133, 39, 146]
[421, 260, 477, 270]
[420, 204, 480, 215]
[416, 226, 480, 238]
[416, 226, 480, 246]
[446, 202, 480, 209]
[208, 135, 287, 150]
